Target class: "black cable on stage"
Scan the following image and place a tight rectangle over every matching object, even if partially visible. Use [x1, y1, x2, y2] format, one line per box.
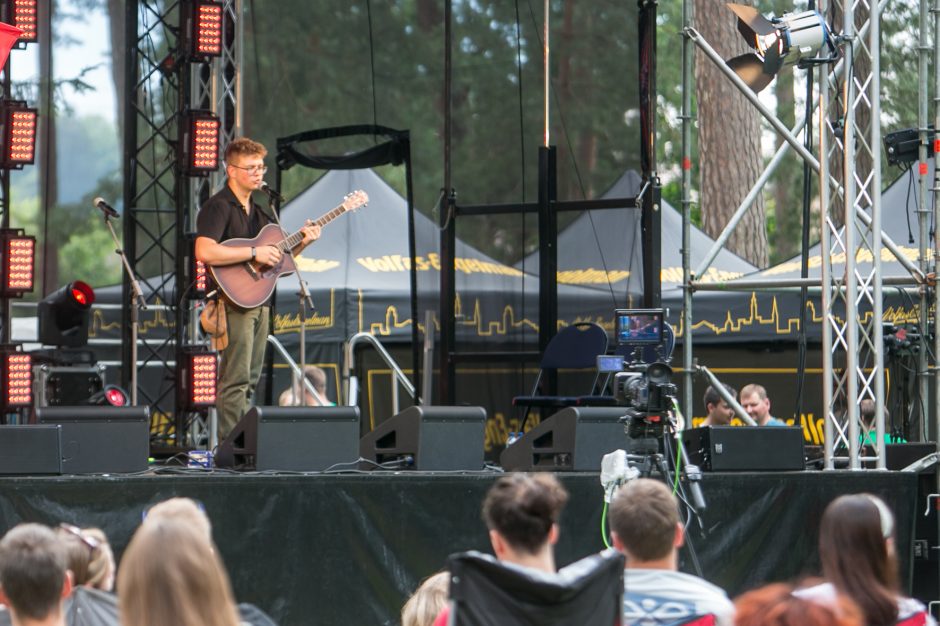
[794, 53, 815, 423]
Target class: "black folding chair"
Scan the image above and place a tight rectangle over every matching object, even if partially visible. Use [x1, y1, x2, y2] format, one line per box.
[445, 549, 624, 626]
[513, 322, 609, 428]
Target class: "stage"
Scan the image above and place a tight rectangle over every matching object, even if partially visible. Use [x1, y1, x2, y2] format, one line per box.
[0, 468, 920, 625]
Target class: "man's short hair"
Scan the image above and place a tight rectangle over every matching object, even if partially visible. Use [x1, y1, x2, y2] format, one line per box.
[703, 384, 736, 410]
[609, 479, 678, 562]
[224, 137, 267, 163]
[0, 524, 67, 621]
[740, 383, 768, 401]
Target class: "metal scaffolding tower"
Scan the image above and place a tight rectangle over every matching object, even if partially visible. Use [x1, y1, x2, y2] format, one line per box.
[124, 0, 240, 448]
[819, 0, 886, 469]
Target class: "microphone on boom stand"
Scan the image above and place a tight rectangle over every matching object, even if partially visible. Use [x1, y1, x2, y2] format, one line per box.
[93, 197, 120, 218]
[260, 181, 285, 204]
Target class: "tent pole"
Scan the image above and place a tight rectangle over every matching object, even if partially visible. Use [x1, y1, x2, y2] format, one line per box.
[916, 0, 931, 440]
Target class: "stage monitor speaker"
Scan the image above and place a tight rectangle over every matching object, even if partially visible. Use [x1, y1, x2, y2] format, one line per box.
[35, 406, 150, 474]
[500, 407, 628, 472]
[0, 425, 62, 475]
[215, 406, 361, 471]
[359, 406, 486, 471]
[681, 426, 805, 471]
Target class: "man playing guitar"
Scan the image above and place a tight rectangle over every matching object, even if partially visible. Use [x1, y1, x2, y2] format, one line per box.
[195, 137, 320, 441]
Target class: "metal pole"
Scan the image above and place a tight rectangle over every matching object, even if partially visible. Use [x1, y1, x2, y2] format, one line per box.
[818, 0, 834, 470]
[870, 0, 885, 468]
[841, 2, 860, 470]
[917, 0, 931, 441]
[680, 0, 694, 420]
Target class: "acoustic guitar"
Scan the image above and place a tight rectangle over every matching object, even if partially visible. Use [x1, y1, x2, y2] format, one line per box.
[209, 190, 368, 308]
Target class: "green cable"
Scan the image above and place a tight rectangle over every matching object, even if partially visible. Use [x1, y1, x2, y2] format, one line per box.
[601, 499, 611, 548]
[672, 399, 683, 495]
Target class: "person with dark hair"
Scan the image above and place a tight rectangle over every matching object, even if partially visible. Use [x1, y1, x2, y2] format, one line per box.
[481, 472, 569, 572]
[431, 473, 569, 626]
[795, 494, 935, 626]
[701, 384, 737, 426]
[195, 137, 321, 441]
[735, 583, 861, 626]
[858, 399, 906, 444]
[0, 524, 71, 626]
[609, 479, 734, 626]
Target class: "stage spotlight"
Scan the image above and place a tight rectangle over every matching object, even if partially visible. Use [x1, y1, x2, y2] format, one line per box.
[0, 346, 31, 409]
[5, 0, 36, 45]
[182, 0, 223, 62]
[179, 110, 220, 177]
[88, 384, 129, 407]
[725, 3, 836, 92]
[0, 229, 34, 297]
[1, 102, 37, 168]
[38, 281, 96, 348]
[178, 346, 217, 411]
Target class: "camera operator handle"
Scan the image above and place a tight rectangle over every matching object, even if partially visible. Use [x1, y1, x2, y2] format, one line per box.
[684, 463, 707, 512]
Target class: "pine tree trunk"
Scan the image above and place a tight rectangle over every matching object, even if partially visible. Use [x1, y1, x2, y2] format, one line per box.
[693, 0, 768, 267]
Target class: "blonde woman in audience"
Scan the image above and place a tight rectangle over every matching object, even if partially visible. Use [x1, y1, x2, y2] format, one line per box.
[118, 518, 241, 626]
[55, 524, 115, 592]
[795, 494, 936, 626]
[401, 571, 449, 626]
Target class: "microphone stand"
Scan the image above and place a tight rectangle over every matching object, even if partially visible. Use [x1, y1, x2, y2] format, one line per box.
[100, 209, 147, 405]
[264, 188, 321, 407]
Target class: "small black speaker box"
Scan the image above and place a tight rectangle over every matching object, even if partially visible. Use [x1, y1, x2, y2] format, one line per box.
[36, 406, 150, 474]
[500, 407, 628, 471]
[359, 406, 486, 470]
[681, 426, 805, 471]
[216, 406, 360, 471]
[0, 425, 62, 475]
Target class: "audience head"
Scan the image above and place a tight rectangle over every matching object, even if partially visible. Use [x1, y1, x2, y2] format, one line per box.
[401, 571, 449, 626]
[482, 473, 568, 569]
[608, 478, 681, 567]
[740, 384, 771, 423]
[143, 497, 212, 541]
[735, 583, 862, 626]
[819, 493, 899, 626]
[55, 524, 115, 592]
[703, 384, 736, 424]
[0, 523, 71, 624]
[118, 518, 240, 626]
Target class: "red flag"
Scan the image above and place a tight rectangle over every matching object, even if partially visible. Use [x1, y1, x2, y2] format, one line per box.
[0, 22, 23, 69]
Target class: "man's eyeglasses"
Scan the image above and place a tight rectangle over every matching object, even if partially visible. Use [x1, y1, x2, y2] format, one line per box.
[227, 162, 268, 175]
[58, 523, 100, 553]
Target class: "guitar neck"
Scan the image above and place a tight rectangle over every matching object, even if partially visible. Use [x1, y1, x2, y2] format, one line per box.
[280, 203, 346, 251]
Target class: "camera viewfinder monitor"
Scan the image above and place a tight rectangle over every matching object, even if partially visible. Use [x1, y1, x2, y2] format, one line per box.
[615, 309, 664, 345]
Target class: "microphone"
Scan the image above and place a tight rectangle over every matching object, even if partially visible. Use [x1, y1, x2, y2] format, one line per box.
[260, 182, 285, 203]
[93, 197, 120, 218]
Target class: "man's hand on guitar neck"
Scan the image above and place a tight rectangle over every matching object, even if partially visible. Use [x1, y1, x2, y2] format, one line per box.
[296, 220, 321, 251]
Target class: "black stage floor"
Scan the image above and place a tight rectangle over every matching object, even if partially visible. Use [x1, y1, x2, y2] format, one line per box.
[0, 470, 919, 625]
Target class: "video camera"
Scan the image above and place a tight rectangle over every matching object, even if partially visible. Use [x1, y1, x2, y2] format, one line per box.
[598, 309, 677, 453]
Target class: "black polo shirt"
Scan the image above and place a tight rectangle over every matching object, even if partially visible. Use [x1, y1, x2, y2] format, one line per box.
[196, 183, 273, 243]
[196, 183, 275, 306]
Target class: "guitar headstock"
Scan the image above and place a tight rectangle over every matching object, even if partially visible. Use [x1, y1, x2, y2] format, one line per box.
[342, 190, 369, 212]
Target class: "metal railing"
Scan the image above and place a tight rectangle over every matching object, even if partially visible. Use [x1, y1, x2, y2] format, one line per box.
[343, 332, 418, 414]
